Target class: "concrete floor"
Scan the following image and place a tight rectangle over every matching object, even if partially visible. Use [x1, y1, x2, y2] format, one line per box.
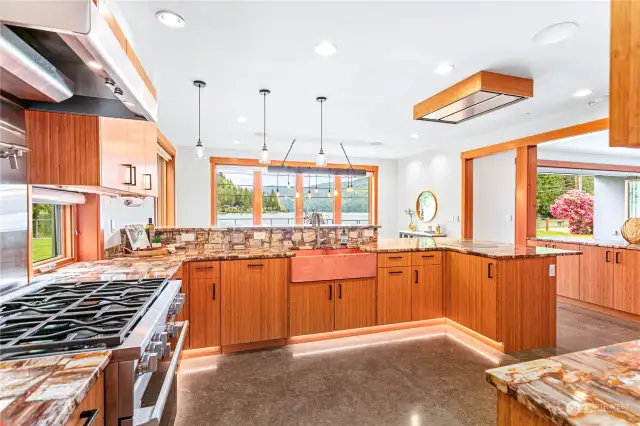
[170, 302, 640, 426]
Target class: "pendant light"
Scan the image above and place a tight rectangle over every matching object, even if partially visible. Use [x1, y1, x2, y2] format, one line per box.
[316, 96, 327, 166]
[327, 176, 332, 197]
[314, 175, 319, 193]
[287, 174, 291, 189]
[259, 89, 270, 164]
[276, 174, 280, 197]
[306, 174, 312, 199]
[193, 80, 206, 159]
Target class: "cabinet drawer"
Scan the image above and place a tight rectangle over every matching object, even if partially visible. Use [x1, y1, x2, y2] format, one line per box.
[411, 251, 442, 266]
[189, 261, 220, 279]
[378, 253, 411, 268]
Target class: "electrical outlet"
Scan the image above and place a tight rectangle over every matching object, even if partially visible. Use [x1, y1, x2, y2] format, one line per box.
[254, 231, 266, 240]
[181, 233, 196, 242]
[549, 264, 556, 277]
[110, 219, 116, 233]
[610, 229, 619, 236]
[364, 229, 374, 237]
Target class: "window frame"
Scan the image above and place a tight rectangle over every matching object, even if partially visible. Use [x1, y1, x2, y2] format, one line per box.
[210, 157, 378, 226]
[31, 203, 76, 274]
[626, 179, 640, 219]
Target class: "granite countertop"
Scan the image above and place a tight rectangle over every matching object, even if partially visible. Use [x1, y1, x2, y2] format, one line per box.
[0, 351, 111, 425]
[361, 238, 580, 259]
[532, 237, 640, 251]
[486, 340, 640, 425]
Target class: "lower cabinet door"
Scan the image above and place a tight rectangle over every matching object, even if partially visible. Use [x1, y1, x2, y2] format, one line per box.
[189, 277, 220, 349]
[411, 265, 443, 321]
[335, 278, 376, 331]
[377, 267, 412, 325]
[290, 281, 335, 336]
[554, 242, 581, 299]
[580, 246, 614, 308]
[613, 249, 640, 314]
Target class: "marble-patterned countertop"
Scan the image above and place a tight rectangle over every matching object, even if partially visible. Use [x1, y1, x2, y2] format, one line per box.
[0, 351, 111, 426]
[486, 339, 640, 425]
[362, 238, 580, 259]
[532, 236, 640, 251]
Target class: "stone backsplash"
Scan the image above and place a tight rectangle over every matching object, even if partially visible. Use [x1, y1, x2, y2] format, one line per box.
[105, 225, 379, 258]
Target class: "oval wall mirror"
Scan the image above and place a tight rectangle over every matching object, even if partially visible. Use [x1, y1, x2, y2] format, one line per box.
[416, 191, 438, 222]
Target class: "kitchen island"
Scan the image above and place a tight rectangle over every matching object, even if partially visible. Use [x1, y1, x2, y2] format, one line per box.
[486, 339, 640, 425]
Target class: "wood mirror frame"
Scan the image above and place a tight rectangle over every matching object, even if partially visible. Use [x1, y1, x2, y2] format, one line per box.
[416, 191, 438, 222]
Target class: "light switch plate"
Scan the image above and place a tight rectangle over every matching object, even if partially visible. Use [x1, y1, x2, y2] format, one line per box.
[110, 219, 116, 233]
[181, 233, 196, 242]
[549, 264, 556, 277]
[364, 229, 374, 237]
[254, 231, 266, 240]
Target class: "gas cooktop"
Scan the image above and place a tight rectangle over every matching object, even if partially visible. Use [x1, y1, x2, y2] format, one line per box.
[0, 278, 169, 361]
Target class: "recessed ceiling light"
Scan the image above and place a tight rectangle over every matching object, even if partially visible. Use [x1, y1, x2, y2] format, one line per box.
[233, 140, 240, 144]
[410, 133, 420, 139]
[156, 11, 186, 28]
[433, 63, 454, 75]
[88, 60, 102, 70]
[532, 22, 579, 45]
[315, 41, 337, 56]
[122, 100, 135, 107]
[573, 89, 593, 97]
[236, 116, 247, 123]
[370, 141, 383, 146]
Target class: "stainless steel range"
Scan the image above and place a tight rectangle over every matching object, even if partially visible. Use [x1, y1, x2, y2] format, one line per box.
[0, 277, 187, 426]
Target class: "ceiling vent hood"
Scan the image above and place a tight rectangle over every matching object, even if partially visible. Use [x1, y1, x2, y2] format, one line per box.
[413, 71, 533, 124]
[0, 1, 157, 122]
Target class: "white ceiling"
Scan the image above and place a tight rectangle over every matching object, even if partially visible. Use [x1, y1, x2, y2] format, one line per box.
[116, 0, 610, 160]
[540, 130, 640, 158]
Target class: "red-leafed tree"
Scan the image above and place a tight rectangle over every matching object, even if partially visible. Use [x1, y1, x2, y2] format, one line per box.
[550, 189, 594, 235]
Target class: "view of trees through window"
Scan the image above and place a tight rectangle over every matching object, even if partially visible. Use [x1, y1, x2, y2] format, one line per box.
[32, 203, 61, 262]
[303, 175, 334, 223]
[536, 173, 594, 239]
[216, 168, 254, 226]
[342, 176, 370, 225]
[262, 173, 295, 225]
[628, 180, 640, 219]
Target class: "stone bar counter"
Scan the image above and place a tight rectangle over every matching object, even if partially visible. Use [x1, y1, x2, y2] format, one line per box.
[486, 339, 640, 425]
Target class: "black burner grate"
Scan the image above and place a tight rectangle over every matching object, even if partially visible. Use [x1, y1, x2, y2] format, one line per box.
[0, 278, 168, 360]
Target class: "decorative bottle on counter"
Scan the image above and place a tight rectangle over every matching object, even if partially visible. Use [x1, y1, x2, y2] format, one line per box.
[145, 218, 155, 243]
[340, 229, 348, 246]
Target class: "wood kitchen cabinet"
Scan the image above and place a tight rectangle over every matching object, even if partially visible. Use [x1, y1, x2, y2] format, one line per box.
[290, 278, 376, 336]
[445, 252, 471, 325]
[221, 258, 287, 346]
[290, 281, 334, 336]
[377, 266, 412, 325]
[64, 374, 104, 426]
[188, 261, 220, 349]
[553, 242, 581, 300]
[411, 252, 443, 321]
[613, 249, 640, 315]
[171, 265, 189, 349]
[26, 111, 157, 196]
[579, 245, 614, 308]
[469, 256, 497, 341]
[335, 278, 376, 331]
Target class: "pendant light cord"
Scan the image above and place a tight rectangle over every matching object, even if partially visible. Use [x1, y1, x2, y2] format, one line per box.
[320, 99, 323, 152]
[198, 85, 201, 141]
[263, 92, 267, 150]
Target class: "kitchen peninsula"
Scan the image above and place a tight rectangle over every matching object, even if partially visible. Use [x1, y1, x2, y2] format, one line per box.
[35, 231, 580, 355]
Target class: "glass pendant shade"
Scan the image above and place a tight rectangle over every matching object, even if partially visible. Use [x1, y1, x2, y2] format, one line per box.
[259, 147, 269, 164]
[316, 151, 326, 166]
[194, 141, 206, 159]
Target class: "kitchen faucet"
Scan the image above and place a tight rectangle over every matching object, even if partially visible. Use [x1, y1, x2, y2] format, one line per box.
[310, 212, 327, 247]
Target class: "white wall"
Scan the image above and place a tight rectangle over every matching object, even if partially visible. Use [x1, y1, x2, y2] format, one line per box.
[175, 146, 398, 238]
[473, 151, 516, 243]
[397, 150, 462, 237]
[593, 176, 627, 241]
[101, 197, 155, 248]
[538, 149, 640, 166]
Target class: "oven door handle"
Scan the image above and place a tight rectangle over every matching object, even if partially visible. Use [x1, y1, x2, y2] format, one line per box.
[133, 321, 188, 426]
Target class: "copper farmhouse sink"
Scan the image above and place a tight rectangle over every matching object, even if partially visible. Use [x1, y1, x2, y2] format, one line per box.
[290, 248, 377, 282]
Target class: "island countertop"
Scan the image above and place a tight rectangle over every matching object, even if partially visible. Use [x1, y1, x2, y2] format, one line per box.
[486, 339, 640, 425]
[0, 351, 111, 426]
[531, 236, 640, 251]
[361, 238, 581, 259]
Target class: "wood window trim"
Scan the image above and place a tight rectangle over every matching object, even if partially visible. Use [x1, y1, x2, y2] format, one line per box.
[32, 204, 77, 276]
[537, 159, 640, 174]
[210, 157, 378, 226]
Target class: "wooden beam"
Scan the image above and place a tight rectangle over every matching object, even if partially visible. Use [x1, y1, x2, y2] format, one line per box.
[253, 171, 262, 225]
[461, 159, 473, 239]
[537, 159, 640, 173]
[166, 157, 176, 226]
[210, 160, 217, 226]
[610, 0, 640, 147]
[295, 174, 303, 224]
[209, 156, 379, 173]
[76, 194, 103, 261]
[460, 118, 609, 160]
[515, 146, 537, 246]
[157, 131, 177, 157]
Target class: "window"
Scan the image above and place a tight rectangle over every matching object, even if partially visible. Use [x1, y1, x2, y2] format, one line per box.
[627, 179, 640, 218]
[210, 158, 378, 226]
[216, 166, 254, 226]
[341, 175, 370, 225]
[32, 203, 62, 263]
[302, 174, 334, 223]
[262, 173, 296, 225]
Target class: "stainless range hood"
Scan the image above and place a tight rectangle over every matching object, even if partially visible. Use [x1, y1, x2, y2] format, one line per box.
[0, 0, 157, 122]
[413, 71, 533, 124]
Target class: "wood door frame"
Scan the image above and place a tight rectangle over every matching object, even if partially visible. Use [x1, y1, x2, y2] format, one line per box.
[209, 157, 379, 226]
[459, 118, 609, 245]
